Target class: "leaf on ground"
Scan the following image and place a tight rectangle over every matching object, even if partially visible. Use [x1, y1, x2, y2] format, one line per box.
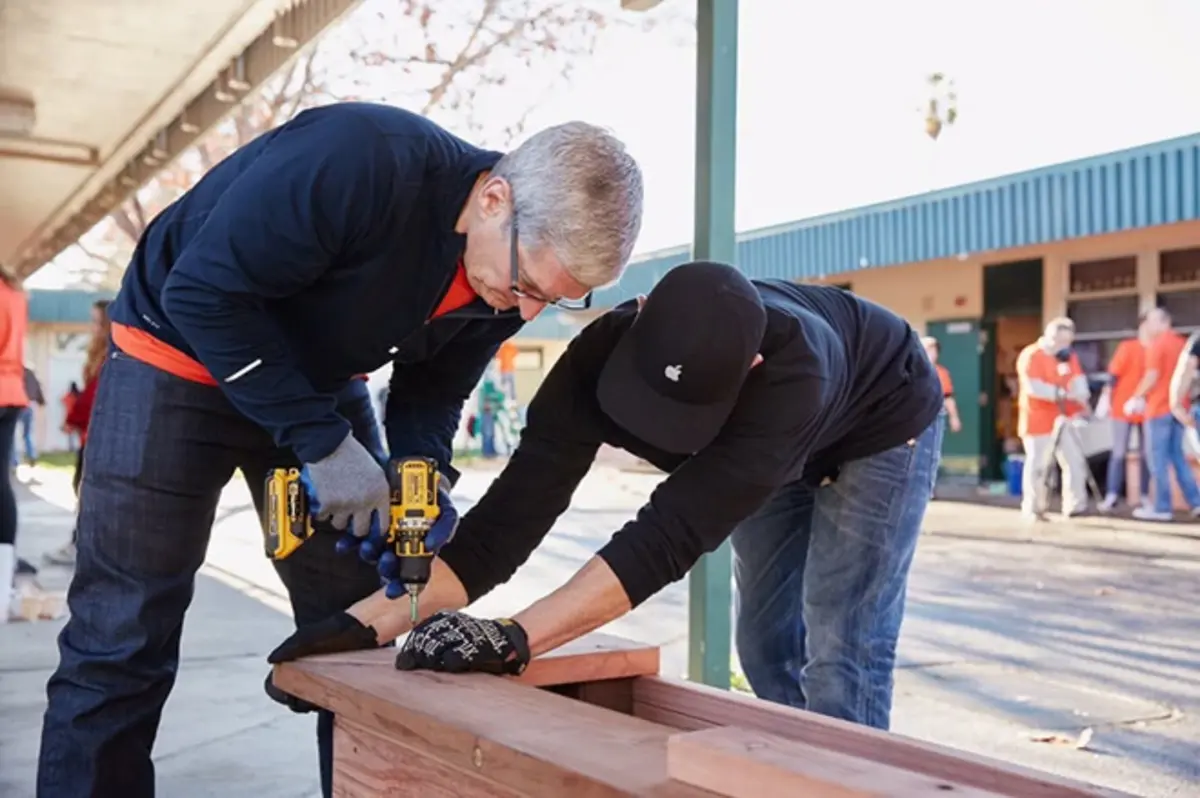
[1028, 727, 1094, 750]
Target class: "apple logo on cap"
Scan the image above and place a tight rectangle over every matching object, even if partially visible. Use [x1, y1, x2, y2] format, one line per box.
[664, 364, 683, 382]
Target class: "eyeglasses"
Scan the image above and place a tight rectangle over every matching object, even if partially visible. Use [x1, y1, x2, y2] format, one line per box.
[509, 213, 593, 311]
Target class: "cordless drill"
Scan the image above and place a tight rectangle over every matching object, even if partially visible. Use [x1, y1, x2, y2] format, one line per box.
[385, 456, 441, 624]
[264, 457, 440, 626]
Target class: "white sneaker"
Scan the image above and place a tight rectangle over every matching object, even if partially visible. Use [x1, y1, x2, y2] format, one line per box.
[1132, 506, 1173, 522]
[1098, 494, 1118, 513]
[1020, 510, 1046, 524]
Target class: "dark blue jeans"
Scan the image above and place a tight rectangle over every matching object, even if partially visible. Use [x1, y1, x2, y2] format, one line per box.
[731, 416, 943, 730]
[37, 349, 384, 798]
[1145, 413, 1200, 513]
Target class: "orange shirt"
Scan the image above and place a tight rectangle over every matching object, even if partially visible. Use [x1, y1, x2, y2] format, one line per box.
[1016, 342, 1085, 437]
[935, 364, 953, 397]
[1107, 338, 1146, 423]
[496, 340, 519, 374]
[115, 264, 478, 387]
[0, 282, 29, 408]
[1145, 330, 1188, 420]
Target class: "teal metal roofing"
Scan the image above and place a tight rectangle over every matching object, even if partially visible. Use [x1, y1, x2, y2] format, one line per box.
[26, 289, 115, 324]
[598, 131, 1200, 306]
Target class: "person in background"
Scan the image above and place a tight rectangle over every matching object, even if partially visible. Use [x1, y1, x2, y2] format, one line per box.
[43, 299, 111, 567]
[12, 366, 45, 468]
[1096, 316, 1151, 511]
[1127, 307, 1200, 521]
[477, 366, 506, 458]
[921, 336, 962, 433]
[0, 265, 30, 622]
[495, 339, 519, 399]
[1015, 318, 1091, 522]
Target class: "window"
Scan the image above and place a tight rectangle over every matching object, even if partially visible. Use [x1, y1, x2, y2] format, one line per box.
[1068, 256, 1136, 293]
[1066, 295, 1139, 339]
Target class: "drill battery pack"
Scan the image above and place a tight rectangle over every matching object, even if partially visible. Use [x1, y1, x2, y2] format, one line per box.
[263, 467, 315, 561]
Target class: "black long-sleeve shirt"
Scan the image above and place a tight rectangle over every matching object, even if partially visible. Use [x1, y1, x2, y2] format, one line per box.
[110, 103, 523, 472]
[438, 280, 943, 608]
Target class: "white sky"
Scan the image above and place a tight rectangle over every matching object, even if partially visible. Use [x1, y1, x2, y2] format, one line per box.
[29, 0, 1200, 288]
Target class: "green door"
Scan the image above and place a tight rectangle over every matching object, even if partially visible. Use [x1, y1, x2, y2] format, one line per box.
[926, 318, 984, 479]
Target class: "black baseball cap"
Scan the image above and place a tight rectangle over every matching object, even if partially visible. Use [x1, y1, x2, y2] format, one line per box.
[597, 261, 767, 454]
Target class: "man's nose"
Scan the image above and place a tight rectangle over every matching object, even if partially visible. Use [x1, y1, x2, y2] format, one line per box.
[518, 296, 547, 321]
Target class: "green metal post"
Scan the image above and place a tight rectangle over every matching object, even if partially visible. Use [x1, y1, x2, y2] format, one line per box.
[687, 0, 738, 689]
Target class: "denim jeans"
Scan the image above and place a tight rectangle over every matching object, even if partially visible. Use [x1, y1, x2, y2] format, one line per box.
[730, 416, 943, 731]
[1105, 418, 1149, 502]
[12, 404, 34, 465]
[38, 349, 385, 798]
[1145, 413, 1200, 513]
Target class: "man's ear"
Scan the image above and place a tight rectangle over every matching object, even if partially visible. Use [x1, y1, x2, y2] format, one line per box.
[750, 353, 764, 369]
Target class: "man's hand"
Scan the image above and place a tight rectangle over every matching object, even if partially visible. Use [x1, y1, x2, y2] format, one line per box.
[300, 433, 391, 543]
[1123, 396, 1146, 418]
[267, 611, 379, 664]
[949, 415, 962, 433]
[394, 611, 530, 675]
[263, 611, 380, 712]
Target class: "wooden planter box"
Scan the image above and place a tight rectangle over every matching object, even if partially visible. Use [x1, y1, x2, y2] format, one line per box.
[273, 634, 1130, 797]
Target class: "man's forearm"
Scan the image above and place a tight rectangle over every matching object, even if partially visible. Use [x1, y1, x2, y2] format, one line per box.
[512, 556, 633, 657]
[161, 275, 348, 462]
[346, 558, 470, 643]
[1170, 358, 1197, 411]
[1132, 370, 1158, 400]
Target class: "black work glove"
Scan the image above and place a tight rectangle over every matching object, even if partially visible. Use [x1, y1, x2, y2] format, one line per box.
[394, 610, 531, 676]
[263, 612, 379, 713]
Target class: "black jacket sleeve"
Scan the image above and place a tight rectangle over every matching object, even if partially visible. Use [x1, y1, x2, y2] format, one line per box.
[160, 108, 401, 463]
[596, 373, 828, 608]
[385, 318, 524, 488]
[436, 325, 609, 601]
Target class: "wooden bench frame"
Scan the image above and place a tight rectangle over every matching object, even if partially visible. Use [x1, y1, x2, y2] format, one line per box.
[273, 634, 1132, 797]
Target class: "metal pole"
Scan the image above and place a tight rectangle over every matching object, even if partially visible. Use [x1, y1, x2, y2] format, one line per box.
[687, 0, 738, 689]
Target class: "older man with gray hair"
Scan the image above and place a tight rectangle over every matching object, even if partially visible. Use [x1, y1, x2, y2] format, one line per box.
[37, 102, 644, 798]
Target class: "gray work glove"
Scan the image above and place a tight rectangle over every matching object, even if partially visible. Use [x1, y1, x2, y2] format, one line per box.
[299, 433, 391, 539]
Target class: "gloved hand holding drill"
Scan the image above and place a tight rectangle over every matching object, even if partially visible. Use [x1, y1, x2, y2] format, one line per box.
[300, 432, 391, 541]
[336, 478, 460, 597]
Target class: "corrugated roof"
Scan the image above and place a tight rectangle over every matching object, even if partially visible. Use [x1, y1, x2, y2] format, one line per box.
[606, 131, 1200, 304]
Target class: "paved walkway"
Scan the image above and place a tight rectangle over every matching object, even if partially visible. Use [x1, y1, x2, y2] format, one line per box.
[2, 463, 1198, 797]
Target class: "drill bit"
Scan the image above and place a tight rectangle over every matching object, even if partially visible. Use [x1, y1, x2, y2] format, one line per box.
[407, 585, 420, 624]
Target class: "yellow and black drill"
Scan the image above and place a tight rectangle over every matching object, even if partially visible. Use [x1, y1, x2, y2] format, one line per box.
[263, 456, 441, 622]
[384, 456, 441, 624]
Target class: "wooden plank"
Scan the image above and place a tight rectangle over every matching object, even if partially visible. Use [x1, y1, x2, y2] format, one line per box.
[632, 677, 1132, 798]
[666, 726, 1006, 798]
[332, 718, 525, 798]
[294, 631, 660, 688]
[274, 650, 712, 797]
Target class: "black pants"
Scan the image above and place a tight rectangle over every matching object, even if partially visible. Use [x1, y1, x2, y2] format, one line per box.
[0, 405, 21, 546]
[38, 350, 383, 797]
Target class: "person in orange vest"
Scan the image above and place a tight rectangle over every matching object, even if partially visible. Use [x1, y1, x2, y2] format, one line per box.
[1126, 307, 1200, 521]
[495, 339, 519, 400]
[1095, 315, 1151, 511]
[1015, 317, 1091, 521]
[920, 336, 961, 433]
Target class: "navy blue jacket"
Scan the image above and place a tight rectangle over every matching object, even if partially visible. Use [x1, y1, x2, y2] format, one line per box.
[110, 103, 524, 477]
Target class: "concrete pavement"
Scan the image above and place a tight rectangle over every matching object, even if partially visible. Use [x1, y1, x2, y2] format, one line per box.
[2, 462, 1198, 797]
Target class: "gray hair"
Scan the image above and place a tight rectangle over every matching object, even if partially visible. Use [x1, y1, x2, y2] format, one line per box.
[492, 121, 644, 288]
